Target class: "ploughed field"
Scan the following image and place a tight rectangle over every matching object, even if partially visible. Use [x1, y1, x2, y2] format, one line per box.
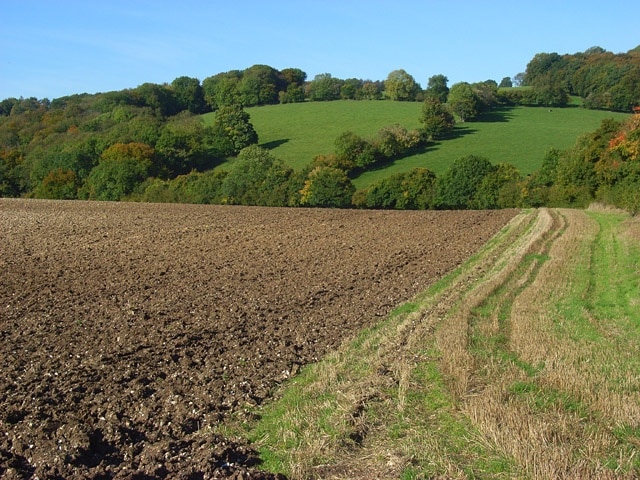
[0, 199, 517, 478]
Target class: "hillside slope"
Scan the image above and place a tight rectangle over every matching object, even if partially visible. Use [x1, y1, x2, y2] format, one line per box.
[224, 102, 630, 185]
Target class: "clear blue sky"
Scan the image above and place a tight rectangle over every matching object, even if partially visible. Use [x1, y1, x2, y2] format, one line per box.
[1, 0, 638, 100]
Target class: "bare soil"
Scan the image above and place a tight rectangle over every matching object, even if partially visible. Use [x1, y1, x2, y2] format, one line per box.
[0, 199, 517, 479]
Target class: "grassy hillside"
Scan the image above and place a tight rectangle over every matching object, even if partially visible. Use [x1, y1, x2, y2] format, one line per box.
[204, 101, 630, 189]
[204, 101, 423, 171]
[221, 207, 640, 479]
[354, 105, 630, 189]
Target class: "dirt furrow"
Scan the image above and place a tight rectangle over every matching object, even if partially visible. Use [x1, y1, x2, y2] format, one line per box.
[0, 199, 516, 479]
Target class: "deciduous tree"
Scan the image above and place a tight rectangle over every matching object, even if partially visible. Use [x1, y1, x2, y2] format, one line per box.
[171, 76, 207, 114]
[419, 97, 455, 141]
[84, 143, 155, 201]
[447, 82, 480, 122]
[202, 71, 242, 110]
[334, 131, 376, 170]
[425, 74, 449, 103]
[219, 145, 295, 206]
[436, 155, 494, 209]
[499, 77, 513, 88]
[384, 69, 420, 101]
[307, 73, 342, 101]
[299, 166, 355, 207]
[209, 105, 258, 157]
[33, 168, 79, 199]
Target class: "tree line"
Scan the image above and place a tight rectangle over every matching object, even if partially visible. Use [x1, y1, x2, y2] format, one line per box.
[506, 45, 640, 110]
[129, 111, 639, 215]
[1, 46, 638, 213]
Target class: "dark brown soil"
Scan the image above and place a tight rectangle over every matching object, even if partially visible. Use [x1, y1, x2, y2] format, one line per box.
[0, 199, 517, 479]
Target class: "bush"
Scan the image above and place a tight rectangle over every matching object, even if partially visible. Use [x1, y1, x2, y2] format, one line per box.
[358, 168, 437, 210]
[220, 146, 296, 206]
[32, 168, 79, 199]
[436, 155, 495, 209]
[299, 166, 355, 208]
[472, 163, 523, 209]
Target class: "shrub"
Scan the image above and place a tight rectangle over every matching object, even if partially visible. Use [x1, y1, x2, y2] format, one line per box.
[436, 155, 495, 209]
[299, 166, 355, 208]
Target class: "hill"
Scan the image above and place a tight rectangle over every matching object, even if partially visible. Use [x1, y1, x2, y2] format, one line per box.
[210, 101, 631, 189]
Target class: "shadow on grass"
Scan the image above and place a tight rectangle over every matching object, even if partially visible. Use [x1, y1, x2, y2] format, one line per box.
[261, 138, 289, 150]
[354, 145, 435, 176]
[445, 124, 478, 140]
[350, 126, 481, 178]
[472, 107, 515, 123]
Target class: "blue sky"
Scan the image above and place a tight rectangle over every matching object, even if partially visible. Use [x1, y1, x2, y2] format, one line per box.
[1, 0, 638, 100]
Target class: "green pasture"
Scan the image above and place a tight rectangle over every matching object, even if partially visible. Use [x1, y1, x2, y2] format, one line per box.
[203, 101, 422, 171]
[357, 105, 630, 188]
[203, 101, 630, 189]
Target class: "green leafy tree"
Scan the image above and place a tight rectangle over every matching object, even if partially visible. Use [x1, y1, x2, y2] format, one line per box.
[84, 143, 154, 201]
[84, 159, 148, 201]
[219, 145, 294, 206]
[359, 168, 436, 209]
[133, 83, 179, 117]
[209, 105, 258, 156]
[307, 73, 342, 101]
[447, 82, 480, 121]
[340, 78, 362, 100]
[26, 138, 98, 193]
[171, 76, 208, 114]
[0, 149, 22, 196]
[142, 169, 229, 204]
[156, 118, 219, 175]
[512, 73, 525, 87]
[531, 73, 569, 107]
[360, 81, 384, 100]
[473, 80, 499, 112]
[309, 153, 353, 172]
[32, 168, 79, 199]
[384, 69, 420, 101]
[299, 166, 355, 207]
[334, 131, 377, 170]
[401, 167, 438, 209]
[359, 173, 404, 209]
[202, 71, 242, 110]
[280, 68, 307, 86]
[436, 155, 494, 209]
[425, 74, 449, 103]
[374, 124, 421, 158]
[537, 148, 562, 187]
[524, 52, 564, 86]
[419, 97, 455, 141]
[521, 147, 562, 207]
[472, 163, 522, 209]
[239, 64, 282, 106]
[279, 68, 307, 103]
[0, 98, 18, 116]
[279, 84, 306, 104]
[499, 77, 513, 88]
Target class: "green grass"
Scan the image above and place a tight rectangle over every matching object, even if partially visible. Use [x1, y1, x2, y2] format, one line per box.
[203, 101, 423, 171]
[203, 100, 630, 189]
[354, 105, 630, 189]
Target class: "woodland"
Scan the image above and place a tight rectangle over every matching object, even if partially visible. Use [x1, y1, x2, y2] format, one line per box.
[1, 46, 639, 213]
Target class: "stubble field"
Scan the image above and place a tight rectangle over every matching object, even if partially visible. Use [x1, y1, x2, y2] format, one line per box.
[0, 199, 516, 478]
